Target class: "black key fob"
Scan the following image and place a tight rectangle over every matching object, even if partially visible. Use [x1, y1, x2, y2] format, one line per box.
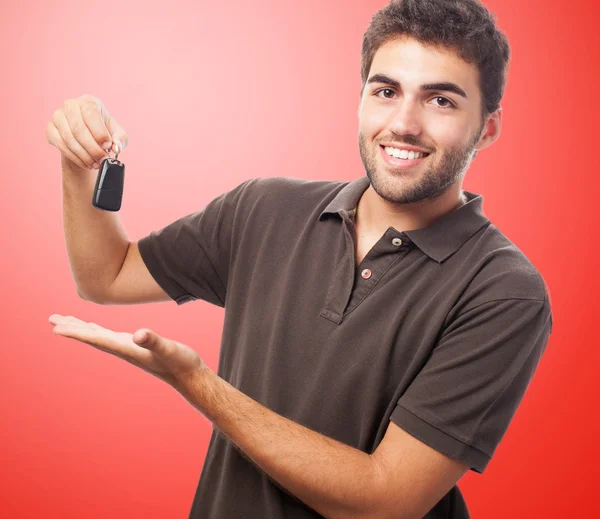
[92, 158, 125, 211]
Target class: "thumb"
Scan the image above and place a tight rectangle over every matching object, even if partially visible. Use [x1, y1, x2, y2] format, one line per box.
[133, 328, 163, 351]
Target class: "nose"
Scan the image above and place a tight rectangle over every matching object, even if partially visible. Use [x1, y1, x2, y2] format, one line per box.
[388, 97, 423, 136]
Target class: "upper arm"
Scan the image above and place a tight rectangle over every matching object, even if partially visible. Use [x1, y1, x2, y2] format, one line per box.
[367, 297, 552, 518]
[370, 421, 469, 519]
[93, 241, 171, 305]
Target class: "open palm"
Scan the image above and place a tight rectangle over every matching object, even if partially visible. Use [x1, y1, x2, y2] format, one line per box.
[48, 314, 206, 389]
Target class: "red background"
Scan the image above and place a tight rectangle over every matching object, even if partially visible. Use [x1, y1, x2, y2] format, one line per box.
[1, 0, 597, 517]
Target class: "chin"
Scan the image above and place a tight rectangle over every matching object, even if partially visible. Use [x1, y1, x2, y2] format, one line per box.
[368, 172, 410, 200]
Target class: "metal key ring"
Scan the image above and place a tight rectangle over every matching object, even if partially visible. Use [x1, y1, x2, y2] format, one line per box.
[107, 143, 121, 162]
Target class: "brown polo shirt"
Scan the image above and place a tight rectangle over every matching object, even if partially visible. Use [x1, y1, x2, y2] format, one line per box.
[137, 175, 553, 519]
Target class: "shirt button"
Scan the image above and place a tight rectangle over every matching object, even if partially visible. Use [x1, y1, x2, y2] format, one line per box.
[361, 268, 372, 279]
[392, 238, 403, 247]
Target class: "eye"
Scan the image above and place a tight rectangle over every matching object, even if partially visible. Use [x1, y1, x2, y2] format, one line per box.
[374, 89, 456, 110]
[374, 88, 397, 99]
[431, 96, 455, 109]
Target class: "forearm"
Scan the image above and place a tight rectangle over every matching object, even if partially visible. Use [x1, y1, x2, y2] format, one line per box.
[61, 155, 129, 300]
[181, 368, 384, 519]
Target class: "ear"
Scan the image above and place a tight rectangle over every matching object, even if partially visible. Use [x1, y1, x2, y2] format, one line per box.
[475, 106, 502, 152]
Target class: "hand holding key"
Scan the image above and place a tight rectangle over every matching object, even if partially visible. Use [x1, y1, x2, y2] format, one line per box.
[45, 95, 128, 170]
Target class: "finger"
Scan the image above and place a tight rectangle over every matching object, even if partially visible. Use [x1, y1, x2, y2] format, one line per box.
[48, 313, 65, 325]
[48, 313, 78, 325]
[46, 122, 88, 169]
[49, 314, 87, 326]
[53, 109, 97, 169]
[52, 323, 142, 360]
[79, 99, 114, 154]
[103, 112, 128, 154]
[63, 100, 111, 166]
[49, 316, 106, 337]
[87, 322, 103, 330]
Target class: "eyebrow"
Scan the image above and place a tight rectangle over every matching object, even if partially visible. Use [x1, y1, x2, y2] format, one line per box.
[367, 73, 468, 99]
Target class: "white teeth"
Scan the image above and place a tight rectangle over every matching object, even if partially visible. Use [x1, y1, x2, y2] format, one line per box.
[384, 146, 427, 160]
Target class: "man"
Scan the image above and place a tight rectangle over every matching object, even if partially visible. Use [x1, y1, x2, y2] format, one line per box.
[46, 0, 553, 517]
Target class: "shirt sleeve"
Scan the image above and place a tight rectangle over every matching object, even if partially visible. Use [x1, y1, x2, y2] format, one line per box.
[137, 178, 257, 307]
[390, 297, 553, 474]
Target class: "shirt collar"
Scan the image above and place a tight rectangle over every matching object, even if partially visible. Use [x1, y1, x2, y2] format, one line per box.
[319, 175, 490, 263]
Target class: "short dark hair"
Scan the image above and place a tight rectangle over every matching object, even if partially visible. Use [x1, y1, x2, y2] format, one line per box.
[360, 0, 511, 122]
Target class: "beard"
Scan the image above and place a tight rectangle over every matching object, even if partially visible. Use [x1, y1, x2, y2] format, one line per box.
[358, 124, 484, 205]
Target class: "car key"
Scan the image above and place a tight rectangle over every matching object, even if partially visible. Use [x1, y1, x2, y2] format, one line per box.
[92, 144, 125, 211]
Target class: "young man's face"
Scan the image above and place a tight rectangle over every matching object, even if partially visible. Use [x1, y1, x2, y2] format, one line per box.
[358, 36, 500, 205]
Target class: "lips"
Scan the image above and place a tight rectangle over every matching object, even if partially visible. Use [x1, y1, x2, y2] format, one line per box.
[380, 145, 430, 169]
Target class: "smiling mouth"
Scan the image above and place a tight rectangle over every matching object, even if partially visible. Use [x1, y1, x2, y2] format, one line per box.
[379, 145, 431, 160]
[379, 145, 432, 170]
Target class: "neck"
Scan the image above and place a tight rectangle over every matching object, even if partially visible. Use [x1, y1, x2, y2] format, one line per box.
[356, 184, 467, 235]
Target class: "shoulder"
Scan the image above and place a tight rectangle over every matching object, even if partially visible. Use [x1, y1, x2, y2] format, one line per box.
[237, 176, 347, 215]
[456, 222, 552, 311]
[243, 176, 346, 202]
